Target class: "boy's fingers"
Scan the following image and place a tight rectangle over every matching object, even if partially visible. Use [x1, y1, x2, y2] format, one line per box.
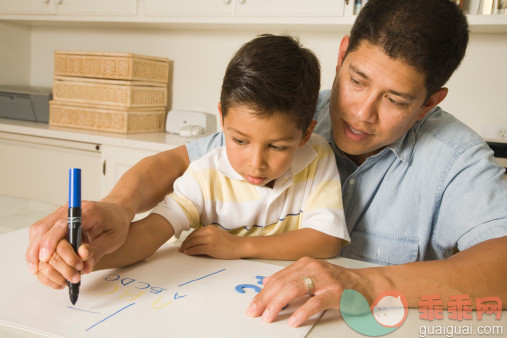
[56, 239, 82, 270]
[38, 261, 68, 288]
[48, 252, 81, 284]
[36, 270, 66, 290]
[182, 244, 208, 256]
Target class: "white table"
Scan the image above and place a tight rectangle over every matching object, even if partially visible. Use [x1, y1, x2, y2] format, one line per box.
[0, 194, 505, 337]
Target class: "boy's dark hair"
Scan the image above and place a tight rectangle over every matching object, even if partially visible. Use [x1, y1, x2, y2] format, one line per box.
[220, 34, 320, 131]
[348, 0, 469, 98]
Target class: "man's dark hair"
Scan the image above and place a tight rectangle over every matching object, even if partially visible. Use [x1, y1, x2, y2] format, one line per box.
[220, 34, 320, 131]
[348, 0, 469, 98]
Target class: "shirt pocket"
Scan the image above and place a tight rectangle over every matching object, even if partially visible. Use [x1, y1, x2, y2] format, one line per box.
[342, 227, 419, 266]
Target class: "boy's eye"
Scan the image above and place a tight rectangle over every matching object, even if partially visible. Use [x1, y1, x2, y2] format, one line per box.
[269, 144, 288, 151]
[232, 137, 246, 145]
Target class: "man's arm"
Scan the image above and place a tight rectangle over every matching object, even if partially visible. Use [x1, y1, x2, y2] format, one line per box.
[27, 145, 190, 275]
[247, 236, 507, 327]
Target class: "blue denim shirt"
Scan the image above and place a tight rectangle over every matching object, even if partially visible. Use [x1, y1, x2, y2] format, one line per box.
[186, 90, 507, 265]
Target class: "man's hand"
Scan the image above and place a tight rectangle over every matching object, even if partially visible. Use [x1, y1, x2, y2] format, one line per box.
[178, 225, 245, 259]
[245, 257, 379, 327]
[26, 200, 132, 276]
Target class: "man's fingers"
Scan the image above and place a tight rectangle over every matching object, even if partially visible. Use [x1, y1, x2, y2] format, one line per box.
[26, 206, 66, 274]
[287, 292, 339, 327]
[39, 219, 68, 262]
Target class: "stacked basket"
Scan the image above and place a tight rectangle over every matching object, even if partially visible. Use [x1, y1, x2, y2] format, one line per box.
[49, 50, 170, 133]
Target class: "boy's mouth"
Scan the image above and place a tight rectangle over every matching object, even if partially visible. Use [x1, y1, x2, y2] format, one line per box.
[245, 175, 267, 185]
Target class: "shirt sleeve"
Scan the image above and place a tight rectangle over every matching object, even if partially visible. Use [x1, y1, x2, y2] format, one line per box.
[301, 139, 350, 244]
[434, 141, 507, 252]
[150, 166, 204, 238]
[186, 132, 225, 162]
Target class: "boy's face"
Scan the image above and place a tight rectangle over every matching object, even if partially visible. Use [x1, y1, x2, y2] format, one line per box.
[219, 105, 313, 187]
[330, 37, 447, 164]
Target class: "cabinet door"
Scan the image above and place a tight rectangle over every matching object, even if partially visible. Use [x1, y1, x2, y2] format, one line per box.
[0, 0, 55, 15]
[235, 0, 344, 17]
[143, 0, 234, 17]
[55, 0, 137, 16]
[0, 132, 102, 205]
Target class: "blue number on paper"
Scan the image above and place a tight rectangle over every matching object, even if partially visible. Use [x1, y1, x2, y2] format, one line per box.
[235, 284, 261, 294]
[255, 276, 265, 285]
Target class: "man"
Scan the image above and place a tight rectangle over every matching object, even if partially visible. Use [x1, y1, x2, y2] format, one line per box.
[29, 0, 506, 328]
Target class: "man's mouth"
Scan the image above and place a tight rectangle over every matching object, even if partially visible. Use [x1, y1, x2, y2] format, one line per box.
[343, 121, 371, 141]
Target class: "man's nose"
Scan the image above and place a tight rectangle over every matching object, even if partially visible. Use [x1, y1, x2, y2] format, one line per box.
[354, 93, 378, 123]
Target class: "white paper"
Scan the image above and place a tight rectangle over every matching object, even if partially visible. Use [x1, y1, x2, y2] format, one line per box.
[0, 228, 321, 337]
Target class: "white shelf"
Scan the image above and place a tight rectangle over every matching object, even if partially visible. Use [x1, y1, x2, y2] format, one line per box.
[1, 13, 505, 33]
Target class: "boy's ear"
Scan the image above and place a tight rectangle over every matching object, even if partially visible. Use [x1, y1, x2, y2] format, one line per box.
[299, 120, 317, 147]
[218, 102, 224, 129]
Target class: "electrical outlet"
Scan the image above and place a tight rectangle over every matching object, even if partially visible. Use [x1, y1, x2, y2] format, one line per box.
[481, 123, 507, 141]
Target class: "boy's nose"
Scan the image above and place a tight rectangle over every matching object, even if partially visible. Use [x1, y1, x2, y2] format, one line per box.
[249, 148, 267, 170]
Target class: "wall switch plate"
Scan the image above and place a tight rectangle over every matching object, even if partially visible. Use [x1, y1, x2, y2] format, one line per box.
[481, 123, 507, 141]
[166, 110, 217, 136]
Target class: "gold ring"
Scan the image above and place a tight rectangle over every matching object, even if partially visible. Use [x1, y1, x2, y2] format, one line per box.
[303, 277, 314, 295]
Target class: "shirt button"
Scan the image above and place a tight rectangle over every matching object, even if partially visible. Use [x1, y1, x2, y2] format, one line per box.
[349, 178, 356, 185]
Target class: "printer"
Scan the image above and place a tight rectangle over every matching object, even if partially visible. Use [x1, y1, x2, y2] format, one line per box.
[0, 85, 52, 123]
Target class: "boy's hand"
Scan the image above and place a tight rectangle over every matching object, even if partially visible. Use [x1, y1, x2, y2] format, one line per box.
[178, 225, 245, 259]
[37, 239, 94, 289]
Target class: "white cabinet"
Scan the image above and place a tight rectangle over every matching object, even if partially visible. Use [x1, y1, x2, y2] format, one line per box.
[0, 0, 137, 16]
[55, 0, 137, 17]
[235, 0, 344, 17]
[143, 0, 233, 17]
[100, 144, 158, 199]
[143, 0, 344, 18]
[0, 0, 55, 15]
[0, 132, 102, 204]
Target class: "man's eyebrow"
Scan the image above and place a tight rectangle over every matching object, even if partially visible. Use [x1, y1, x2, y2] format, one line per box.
[349, 64, 415, 101]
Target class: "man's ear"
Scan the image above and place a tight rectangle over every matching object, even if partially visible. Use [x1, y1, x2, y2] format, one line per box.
[417, 88, 448, 121]
[299, 120, 317, 147]
[336, 35, 350, 72]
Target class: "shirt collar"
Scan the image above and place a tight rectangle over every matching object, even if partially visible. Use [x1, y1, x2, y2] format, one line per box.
[215, 142, 317, 181]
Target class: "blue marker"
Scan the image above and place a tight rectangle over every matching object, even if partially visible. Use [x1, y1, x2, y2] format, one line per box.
[68, 168, 81, 305]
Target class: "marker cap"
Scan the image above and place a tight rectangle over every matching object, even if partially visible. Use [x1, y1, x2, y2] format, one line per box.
[69, 168, 81, 208]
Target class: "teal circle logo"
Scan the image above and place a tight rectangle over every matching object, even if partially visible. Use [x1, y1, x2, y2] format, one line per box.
[340, 289, 408, 336]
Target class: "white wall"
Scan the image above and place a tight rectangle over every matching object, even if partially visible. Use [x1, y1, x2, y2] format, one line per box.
[0, 22, 31, 85]
[24, 25, 507, 135]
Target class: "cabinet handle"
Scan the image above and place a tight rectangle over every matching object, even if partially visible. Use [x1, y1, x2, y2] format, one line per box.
[237, 0, 246, 4]
[56, 0, 63, 4]
[345, 0, 349, 4]
[222, 0, 231, 4]
[103, 160, 106, 175]
[43, 0, 50, 4]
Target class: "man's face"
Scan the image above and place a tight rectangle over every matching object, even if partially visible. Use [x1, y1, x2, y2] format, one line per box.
[330, 39, 441, 164]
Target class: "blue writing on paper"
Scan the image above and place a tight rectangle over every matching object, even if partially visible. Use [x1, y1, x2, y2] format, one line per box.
[235, 284, 261, 294]
[178, 268, 226, 287]
[85, 302, 136, 331]
[174, 292, 187, 300]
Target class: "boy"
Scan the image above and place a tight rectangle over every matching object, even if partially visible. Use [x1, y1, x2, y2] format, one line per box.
[38, 34, 349, 287]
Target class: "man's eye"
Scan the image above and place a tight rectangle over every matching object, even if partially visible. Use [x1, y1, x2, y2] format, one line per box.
[232, 137, 246, 145]
[350, 77, 362, 86]
[386, 97, 406, 106]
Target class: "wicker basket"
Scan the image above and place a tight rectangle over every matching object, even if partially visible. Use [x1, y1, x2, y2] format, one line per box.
[54, 50, 170, 83]
[49, 100, 166, 134]
[53, 76, 168, 108]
